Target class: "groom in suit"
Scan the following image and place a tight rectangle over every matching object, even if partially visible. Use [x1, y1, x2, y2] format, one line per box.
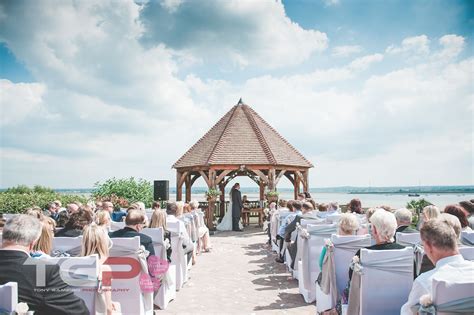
[232, 183, 244, 231]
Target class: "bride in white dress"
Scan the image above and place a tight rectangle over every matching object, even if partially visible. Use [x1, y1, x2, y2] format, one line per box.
[216, 190, 243, 231]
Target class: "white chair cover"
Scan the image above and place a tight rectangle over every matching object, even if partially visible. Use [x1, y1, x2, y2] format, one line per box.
[429, 265, 474, 315]
[297, 224, 337, 303]
[461, 230, 474, 246]
[396, 232, 421, 246]
[110, 221, 125, 232]
[109, 237, 153, 315]
[0, 282, 17, 313]
[348, 247, 414, 315]
[459, 246, 474, 261]
[167, 221, 188, 291]
[52, 236, 83, 256]
[46, 255, 100, 314]
[316, 234, 371, 312]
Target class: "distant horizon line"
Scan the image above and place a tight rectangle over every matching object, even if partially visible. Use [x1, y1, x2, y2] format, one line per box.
[1, 184, 473, 191]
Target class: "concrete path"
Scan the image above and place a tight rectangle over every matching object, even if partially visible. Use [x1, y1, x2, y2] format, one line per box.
[161, 226, 314, 315]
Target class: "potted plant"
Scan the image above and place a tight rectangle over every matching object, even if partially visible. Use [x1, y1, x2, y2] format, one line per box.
[266, 190, 279, 203]
[205, 188, 220, 202]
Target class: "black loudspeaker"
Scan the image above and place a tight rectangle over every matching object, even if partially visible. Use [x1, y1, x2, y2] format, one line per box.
[154, 180, 169, 201]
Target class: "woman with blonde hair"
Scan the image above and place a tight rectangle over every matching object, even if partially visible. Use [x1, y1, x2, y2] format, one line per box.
[149, 209, 172, 262]
[319, 213, 360, 268]
[422, 205, 440, 222]
[31, 217, 55, 258]
[96, 209, 112, 231]
[81, 224, 117, 315]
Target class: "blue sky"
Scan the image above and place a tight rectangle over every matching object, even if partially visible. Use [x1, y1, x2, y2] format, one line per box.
[0, 0, 472, 188]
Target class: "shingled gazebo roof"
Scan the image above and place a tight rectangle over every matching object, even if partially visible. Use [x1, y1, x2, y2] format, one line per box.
[173, 101, 313, 169]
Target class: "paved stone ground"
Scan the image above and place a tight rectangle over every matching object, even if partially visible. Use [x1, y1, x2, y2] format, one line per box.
[160, 226, 315, 315]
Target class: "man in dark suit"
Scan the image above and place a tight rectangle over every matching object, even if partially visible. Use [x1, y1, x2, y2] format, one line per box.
[231, 183, 244, 231]
[394, 208, 418, 241]
[109, 209, 155, 257]
[0, 215, 88, 315]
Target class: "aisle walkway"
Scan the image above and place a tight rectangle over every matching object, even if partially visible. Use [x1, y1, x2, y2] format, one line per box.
[162, 226, 313, 314]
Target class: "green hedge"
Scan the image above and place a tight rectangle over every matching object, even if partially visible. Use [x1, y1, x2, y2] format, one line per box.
[0, 192, 88, 214]
[93, 177, 153, 208]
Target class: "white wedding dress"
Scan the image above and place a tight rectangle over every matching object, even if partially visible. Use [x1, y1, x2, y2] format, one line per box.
[216, 192, 243, 231]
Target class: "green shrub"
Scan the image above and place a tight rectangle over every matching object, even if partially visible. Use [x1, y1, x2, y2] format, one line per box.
[407, 198, 432, 227]
[0, 191, 88, 214]
[93, 177, 153, 208]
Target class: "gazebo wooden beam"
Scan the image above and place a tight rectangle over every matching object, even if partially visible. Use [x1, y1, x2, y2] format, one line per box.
[190, 174, 201, 186]
[199, 170, 211, 187]
[275, 169, 287, 187]
[215, 169, 233, 185]
[284, 173, 295, 185]
[251, 169, 269, 185]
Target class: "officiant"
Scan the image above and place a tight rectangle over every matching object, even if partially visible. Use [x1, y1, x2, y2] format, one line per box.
[231, 183, 244, 231]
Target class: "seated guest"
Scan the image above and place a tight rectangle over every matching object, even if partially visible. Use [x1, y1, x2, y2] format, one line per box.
[400, 219, 474, 314]
[319, 213, 361, 269]
[151, 201, 161, 211]
[357, 207, 377, 235]
[81, 224, 117, 315]
[56, 210, 69, 228]
[190, 200, 212, 252]
[316, 203, 329, 218]
[348, 198, 362, 214]
[439, 213, 462, 241]
[55, 209, 93, 237]
[444, 204, 472, 231]
[96, 209, 112, 231]
[149, 209, 172, 262]
[419, 205, 440, 229]
[284, 201, 315, 268]
[394, 208, 417, 240]
[109, 209, 155, 257]
[106, 202, 124, 222]
[349, 209, 404, 280]
[43, 202, 59, 221]
[275, 200, 302, 263]
[25, 207, 45, 220]
[419, 212, 463, 275]
[31, 217, 55, 258]
[166, 202, 194, 263]
[0, 215, 88, 315]
[95, 201, 103, 211]
[460, 200, 474, 229]
[297, 193, 306, 201]
[66, 203, 79, 215]
[327, 202, 340, 215]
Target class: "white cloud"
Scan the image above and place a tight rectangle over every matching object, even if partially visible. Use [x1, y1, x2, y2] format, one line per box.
[332, 45, 362, 57]
[386, 35, 430, 55]
[323, 0, 340, 7]
[435, 34, 465, 60]
[0, 0, 471, 189]
[0, 80, 54, 126]
[348, 53, 384, 71]
[139, 0, 328, 68]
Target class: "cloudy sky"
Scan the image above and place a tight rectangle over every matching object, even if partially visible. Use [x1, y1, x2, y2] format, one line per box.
[0, 0, 473, 189]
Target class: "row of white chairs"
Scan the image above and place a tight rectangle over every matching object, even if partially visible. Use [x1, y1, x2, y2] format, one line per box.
[270, 211, 474, 315]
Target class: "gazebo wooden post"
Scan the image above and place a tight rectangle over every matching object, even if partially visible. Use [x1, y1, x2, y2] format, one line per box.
[176, 171, 183, 201]
[207, 169, 217, 230]
[259, 181, 265, 207]
[293, 171, 301, 199]
[185, 173, 191, 202]
[302, 170, 309, 193]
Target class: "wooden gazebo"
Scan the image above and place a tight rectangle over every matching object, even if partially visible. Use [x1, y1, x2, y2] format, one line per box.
[172, 99, 314, 228]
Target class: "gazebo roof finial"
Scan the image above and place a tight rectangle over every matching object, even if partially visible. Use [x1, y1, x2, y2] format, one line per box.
[237, 98, 243, 105]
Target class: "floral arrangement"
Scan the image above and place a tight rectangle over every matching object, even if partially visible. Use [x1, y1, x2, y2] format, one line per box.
[205, 188, 221, 199]
[266, 190, 279, 197]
